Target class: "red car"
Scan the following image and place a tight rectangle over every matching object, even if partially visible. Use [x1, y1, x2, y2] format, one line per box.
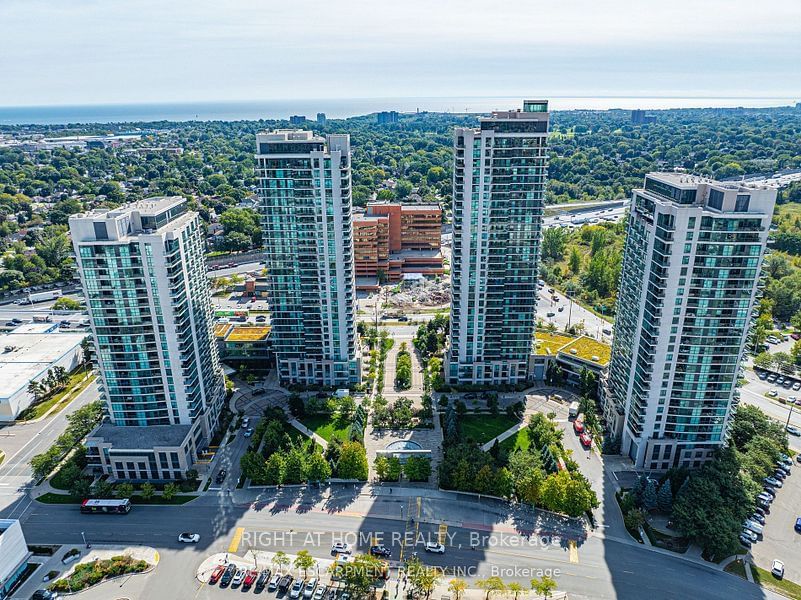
[579, 432, 592, 448]
[573, 420, 584, 434]
[792, 333, 801, 341]
[243, 569, 258, 590]
[209, 564, 226, 585]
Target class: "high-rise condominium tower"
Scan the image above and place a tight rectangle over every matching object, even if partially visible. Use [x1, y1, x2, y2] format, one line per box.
[603, 173, 776, 470]
[255, 130, 360, 386]
[70, 197, 225, 480]
[446, 100, 549, 385]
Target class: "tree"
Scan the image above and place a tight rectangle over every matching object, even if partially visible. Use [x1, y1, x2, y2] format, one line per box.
[162, 482, 179, 501]
[507, 582, 527, 600]
[69, 476, 92, 499]
[403, 456, 431, 482]
[140, 482, 156, 501]
[241, 451, 268, 482]
[114, 482, 135, 499]
[375, 456, 402, 482]
[294, 550, 316, 577]
[306, 452, 332, 482]
[406, 556, 440, 599]
[508, 450, 545, 504]
[264, 452, 286, 485]
[753, 352, 774, 370]
[272, 551, 290, 573]
[27, 380, 44, 402]
[530, 576, 557, 599]
[477, 576, 506, 600]
[568, 246, 582, 275]
[284, 448, 308, 484]
[542, 227, 567, 262]
[642, 478, 658, 511]
[332, 553, 384, 599]
[657, 479, 673, 513]
[336, 441, 369, 480]
[448, 579, 467, 600]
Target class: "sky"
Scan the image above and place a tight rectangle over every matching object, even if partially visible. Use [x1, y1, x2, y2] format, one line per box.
[1, 0, 800, 107]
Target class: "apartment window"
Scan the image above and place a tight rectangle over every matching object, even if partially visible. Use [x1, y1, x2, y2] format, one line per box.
[735, 195, 751, 212]
[708, 189, 724, 210]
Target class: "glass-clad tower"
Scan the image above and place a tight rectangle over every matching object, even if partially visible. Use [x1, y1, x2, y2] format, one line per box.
[255, 130, 360, 386]
[70, 197, 225, 480]
[603, 173, 776, 469]
[446, 100, 549, 385]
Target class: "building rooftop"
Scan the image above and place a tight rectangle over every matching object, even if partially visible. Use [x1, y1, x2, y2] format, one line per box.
[225, 326, 271, 342]
[90, 422, 192, 449]
[0, 331, 87, 398]
[213, 323, 233, 338]
[559, 336, 612, 367]
[533, 332, 575, 356]
[647, 172, 772, 192]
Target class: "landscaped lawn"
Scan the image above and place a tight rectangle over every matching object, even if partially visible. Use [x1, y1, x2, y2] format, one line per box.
[724, 559, 747, 580]
[18, 371, 95, 421]
[298, 414, 351, 442]
[460, 414, 519, 445]
[752, 565, 801, 599]
[498, 427, 532, 454]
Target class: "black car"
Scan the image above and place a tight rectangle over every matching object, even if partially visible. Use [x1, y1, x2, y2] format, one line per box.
[31, 592, 59, 600]
[215, 469, 227, 484]
[278, 574, 294, 593]
[252, 389, 266, 396]
[754, 506, 767, 517]
[255, 569, 271, 592]
[738, 534, 752, 549]
[751, 512, 766, 525]
[219, 563, 237, 587]
[5, 321, 15, 327]
[370, 545, 392, 558]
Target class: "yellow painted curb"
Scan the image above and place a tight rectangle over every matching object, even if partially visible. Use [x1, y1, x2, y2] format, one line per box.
[229, 527, 244, 553]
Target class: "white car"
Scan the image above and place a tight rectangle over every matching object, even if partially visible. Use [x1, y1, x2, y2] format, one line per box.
[425, 542, 445, 554]
[331, 542, 351, 555]
[768, 389, 779, 397]
[772, 559, 785, 579]
[289, 581, 304, 599]
[178, 532, 200, 543]
[303, 578, 318, 599]
[244, 428, 254, 437]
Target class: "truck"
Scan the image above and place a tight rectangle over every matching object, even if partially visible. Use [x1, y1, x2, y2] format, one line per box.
[26, 289, 62, 304]
[335, 389, 350, 399]
[33, 315, 52, 323]
[568, 401, 580, 418]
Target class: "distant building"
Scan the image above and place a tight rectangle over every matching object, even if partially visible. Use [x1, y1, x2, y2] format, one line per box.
[602, 173, 776, 470]
[317, 112, 327, 125]
[353, 203, 443, 289]
[446, 100, 549, 386]
[70, 196, 226, 480]
[0, 324, 86, 421]
[529, 332, 611, 384]
[289, 115, 307, 126]
[631, 109, 656, 125]
[214, 323, 273, 367]
[377, 111, 399, 125]
[255, 130, 360, 386]
[0, 519, 31, 599]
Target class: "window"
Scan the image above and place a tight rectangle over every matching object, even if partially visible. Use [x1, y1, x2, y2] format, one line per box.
[735, 194, 750, 212]
[708, 189, 724, 210]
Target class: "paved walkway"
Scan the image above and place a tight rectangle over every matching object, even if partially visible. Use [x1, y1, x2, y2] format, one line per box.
[289, 418, 328, 449]
[480, 421, 525, 451]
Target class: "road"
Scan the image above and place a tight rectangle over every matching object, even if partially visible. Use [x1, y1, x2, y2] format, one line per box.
[13, 488, 777, 600]
[738, 369, 801, 436]
[0, 381, 99, 518]
[537, 288, 613, 342]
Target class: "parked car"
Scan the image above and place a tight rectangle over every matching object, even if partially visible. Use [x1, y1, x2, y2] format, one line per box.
[331, 542, 351, 555]
[215, 469, 227, 484]
[793, 382, 801, 391]
[765, 476, 783, 488]
[579, 432, 593, 447]
[741, 529, 758, 543]
[546, 311, 556, 317]
[762, 487, 777, 500]
[743, 519, 764, 535]
[209, 564, 226, 585]
[558, 306, 565, 312]
[252, 388, 266, 396]
[289, 580, 304, 599]
[750, 512, 766, 525]
[278, 574, 294, 593]
[795, 518, 801, 533]
[772, 560, 785, 579]
[370, 545, 392, 557]
[303, 578, 318, 599]
[773, 470, 787, 480]
[231, 569, 246, 589]
[313, 585, 328, 600]
[768, 389, 779, 397]
[267, 574, 281, 591]
[31, 591, 60, 600]
[425, 542, 445, 554]
[754, 506, 767, 518]
[220, 564, 237, 587]
[464, 393, 477, 400]
[573, 419, 585, 434]
[787, 426, 801, 437]
[767, 374, 777, 383]
[758, 492, 774, 504]
[757, 371, 769, 380]
[243, 570, 259, 591]
[244, 428, 254, 437]
[178, 532, 200, 543]
[738, 534, 752, 549]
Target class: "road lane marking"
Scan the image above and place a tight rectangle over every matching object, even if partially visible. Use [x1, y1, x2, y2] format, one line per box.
[438, 523, 448, 545]
[568, 540, 578, 563]
[229, 527, 244, 553]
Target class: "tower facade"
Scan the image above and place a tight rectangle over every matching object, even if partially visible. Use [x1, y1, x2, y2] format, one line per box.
[70, 197, 226, 479]
[255, 130, 360, 386]
[604, 173, 776, 469]
[446, 100, 549, 385]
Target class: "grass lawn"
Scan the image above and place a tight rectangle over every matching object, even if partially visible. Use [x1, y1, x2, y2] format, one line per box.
[460, 413, 519, 445]
[299, 414, 351, 442]
[498, 428, 532, 454]
[724, 559, 748, 580]
[17, 371, 95, 421]
[753, 565, 801, 599]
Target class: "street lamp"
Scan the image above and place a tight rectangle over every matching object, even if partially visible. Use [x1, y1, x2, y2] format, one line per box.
[786, 403, 795, 431]
[81, 531, 90, 549]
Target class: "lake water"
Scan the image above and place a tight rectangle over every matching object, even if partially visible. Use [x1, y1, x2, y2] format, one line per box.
[0, 96, 797, 125]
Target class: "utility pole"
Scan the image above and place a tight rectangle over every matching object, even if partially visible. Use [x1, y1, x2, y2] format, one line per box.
[786, 403, 795, 430]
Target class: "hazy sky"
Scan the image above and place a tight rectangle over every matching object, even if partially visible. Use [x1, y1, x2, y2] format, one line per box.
[1, 0, 800, 106]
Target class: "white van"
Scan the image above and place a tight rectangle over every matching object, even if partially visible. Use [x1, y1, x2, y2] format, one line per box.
[568, 401, 580, 418]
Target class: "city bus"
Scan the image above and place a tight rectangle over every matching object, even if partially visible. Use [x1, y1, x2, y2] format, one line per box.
[80, 498, 132, 514]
